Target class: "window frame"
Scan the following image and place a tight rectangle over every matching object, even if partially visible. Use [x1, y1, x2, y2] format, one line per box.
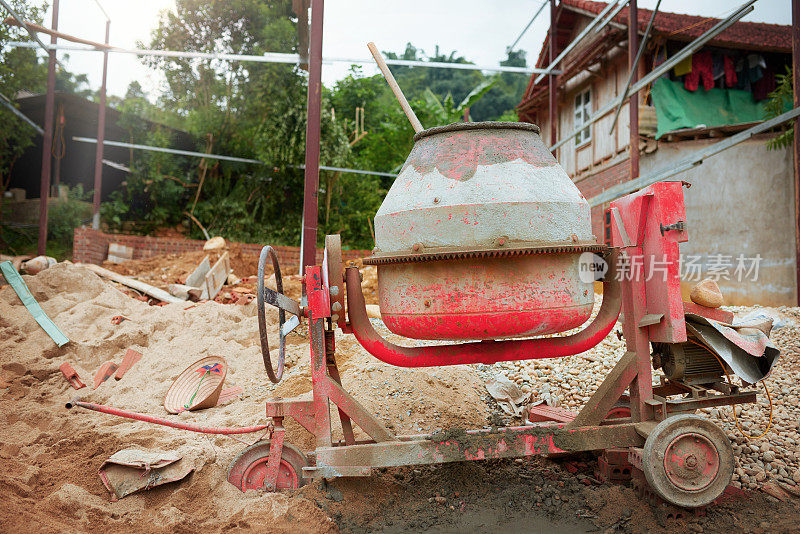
[574, 88, 592, 148]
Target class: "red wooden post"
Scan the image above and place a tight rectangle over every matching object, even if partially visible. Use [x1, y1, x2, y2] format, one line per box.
[37, 0, 59, 255]
[92, 20, 110, 229]
[629, 0, 639, 181]
[301, 0, 324, 273]
[548, 0, 557, 147]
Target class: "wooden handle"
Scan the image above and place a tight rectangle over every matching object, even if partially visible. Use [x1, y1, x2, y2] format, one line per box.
[367, 42, 424, 133]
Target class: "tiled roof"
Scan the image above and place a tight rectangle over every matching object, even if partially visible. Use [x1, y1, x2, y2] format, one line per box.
[563, 0, 791, 53]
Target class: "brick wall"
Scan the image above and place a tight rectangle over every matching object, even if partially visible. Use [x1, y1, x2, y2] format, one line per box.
[573, 158, 631, 239]
[73, 227, 372, 267]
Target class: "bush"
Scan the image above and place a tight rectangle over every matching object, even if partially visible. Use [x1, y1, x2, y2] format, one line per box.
[47, 185, 92, 243]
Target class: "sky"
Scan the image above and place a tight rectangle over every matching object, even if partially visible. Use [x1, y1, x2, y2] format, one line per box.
[28, 0, 793, 100]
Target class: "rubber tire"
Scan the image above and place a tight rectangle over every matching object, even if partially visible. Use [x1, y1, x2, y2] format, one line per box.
[227, 440, 309, 492]
[642, 414, 733, 508]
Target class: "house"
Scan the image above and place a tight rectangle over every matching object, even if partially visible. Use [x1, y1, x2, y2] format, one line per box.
[517, 0, 795, 306]
[5, 91, 193, 201]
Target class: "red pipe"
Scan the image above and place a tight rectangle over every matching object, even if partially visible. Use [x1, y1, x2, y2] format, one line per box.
[346, 251, 622, 368]
[66, 400, 269, 435]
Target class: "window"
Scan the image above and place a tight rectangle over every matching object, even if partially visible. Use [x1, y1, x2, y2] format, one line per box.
[574, 89, 592, 146]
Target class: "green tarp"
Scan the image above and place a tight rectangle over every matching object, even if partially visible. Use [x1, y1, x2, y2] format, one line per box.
[651, 78, 767, 139]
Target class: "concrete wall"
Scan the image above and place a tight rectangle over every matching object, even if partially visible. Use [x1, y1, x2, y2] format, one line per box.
[639, 136, 796, 306]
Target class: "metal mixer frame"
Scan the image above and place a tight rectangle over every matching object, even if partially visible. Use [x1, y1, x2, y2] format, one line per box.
[231, 181, 755, 508]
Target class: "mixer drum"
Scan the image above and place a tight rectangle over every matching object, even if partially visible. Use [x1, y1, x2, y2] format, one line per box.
[367, 122, 600, 341]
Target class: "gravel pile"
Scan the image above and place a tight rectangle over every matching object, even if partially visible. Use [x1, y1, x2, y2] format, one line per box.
[481, 304, 800, 492]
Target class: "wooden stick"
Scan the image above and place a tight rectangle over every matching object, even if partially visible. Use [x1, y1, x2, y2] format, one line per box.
[82, 263, 184, 304]
[367, 42, 424, 133]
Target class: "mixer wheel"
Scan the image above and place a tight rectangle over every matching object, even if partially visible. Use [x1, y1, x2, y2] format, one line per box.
[227, 440, 308, 492]
[642, 414, 733, 508]
[257, 246, 301, 384]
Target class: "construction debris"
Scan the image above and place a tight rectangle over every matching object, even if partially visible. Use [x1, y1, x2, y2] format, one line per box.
[203, 236, 226, 251]
[0, 260, 69, 346]
[59, 362, 86, 390]
[82, 263, 184, 304]
[98, 448, 198, 501]
[93, 361, 119, 389]
[21, 255, 56, 275]
[115, 349, 143, 380]
[106, 243, 134, 264]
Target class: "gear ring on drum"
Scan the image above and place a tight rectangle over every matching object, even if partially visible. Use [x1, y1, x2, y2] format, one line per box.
[257, 246, 302, 383]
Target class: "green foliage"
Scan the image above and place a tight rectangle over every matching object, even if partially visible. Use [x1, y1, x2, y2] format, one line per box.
[99, 6, 531, 251]
[101, 128, 191, 233]
[422, 77, 497, 125]
[765, 66, 794, 151]
[47, 185, 92, 243]
[0, 0, 45, 195]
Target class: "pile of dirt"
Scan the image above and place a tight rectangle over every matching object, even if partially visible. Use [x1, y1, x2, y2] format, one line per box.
[0, 262, 481, 532]
[100, 248, 379, 307]
[103, 243, 260, 289]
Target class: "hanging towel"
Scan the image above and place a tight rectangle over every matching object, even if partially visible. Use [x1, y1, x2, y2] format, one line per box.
[674, 54, 693, 77]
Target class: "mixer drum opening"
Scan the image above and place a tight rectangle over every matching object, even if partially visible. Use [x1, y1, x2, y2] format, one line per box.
[369, 121, 600, 342]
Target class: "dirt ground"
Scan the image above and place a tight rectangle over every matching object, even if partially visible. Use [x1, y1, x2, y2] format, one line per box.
[1, 258, 800, 533]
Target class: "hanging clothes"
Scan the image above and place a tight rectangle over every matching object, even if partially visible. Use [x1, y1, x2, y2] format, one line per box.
[753, 67, 776, 101]
[674, 54, 692, 77]
[684, 50, 714, 92]
[724, 55, 737, 88]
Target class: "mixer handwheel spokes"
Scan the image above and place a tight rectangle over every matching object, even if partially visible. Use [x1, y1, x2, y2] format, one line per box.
[642, 414, 733, 508]
[257, 246, 301, 384]
[227, 440, 308, 492]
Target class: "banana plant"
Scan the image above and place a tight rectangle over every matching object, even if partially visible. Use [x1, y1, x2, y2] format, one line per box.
[421, 77, 498, 126]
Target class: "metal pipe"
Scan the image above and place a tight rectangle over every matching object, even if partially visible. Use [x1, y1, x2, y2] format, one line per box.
[610, 0, 661, 134]
[6, 41, 555, 74]
[507, 0, 548, 53]
[37, 0, 58, 256]
[0, 1, 61, 63]
[550, 0, 756, 151]
[301, 0, 324, 273]
[628, 0, 639, 182]
[66, 400, 269, 434]
[535, 0, 622, 84]
[91, 20, 110, 229]
[794, 0, 800, 305]
[589, 107, 800, 207]
[73, 136, 396, 177]
[594, 0, 630, 32]
[0, 92, 43, 134]
[345, 251, 622, 368]
[548, 0, 557, 147]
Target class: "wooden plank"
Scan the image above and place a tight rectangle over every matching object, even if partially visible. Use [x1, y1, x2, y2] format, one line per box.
[185, 255, 210, 289]
[82, 263, 184, 304]
[204, 252, 229, 299]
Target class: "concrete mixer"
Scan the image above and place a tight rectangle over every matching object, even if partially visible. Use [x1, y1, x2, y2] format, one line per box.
[226, 120, 765, 509]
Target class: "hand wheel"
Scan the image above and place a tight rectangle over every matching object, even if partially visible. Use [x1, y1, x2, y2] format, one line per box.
[257, 246, 301, 383]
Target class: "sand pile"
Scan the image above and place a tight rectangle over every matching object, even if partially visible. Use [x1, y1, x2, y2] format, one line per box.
[0, 262, 485, 532]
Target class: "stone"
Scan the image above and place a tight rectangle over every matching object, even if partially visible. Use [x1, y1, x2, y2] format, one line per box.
[203, 236, 226, 251]
[689, 278, 724, 308]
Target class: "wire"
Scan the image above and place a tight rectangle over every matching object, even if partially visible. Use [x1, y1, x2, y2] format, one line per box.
[686, 338, 773, 440]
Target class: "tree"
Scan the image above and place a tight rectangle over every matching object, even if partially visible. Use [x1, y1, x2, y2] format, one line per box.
[0, 0, 45, 199]
[765, 66, 794, 151]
